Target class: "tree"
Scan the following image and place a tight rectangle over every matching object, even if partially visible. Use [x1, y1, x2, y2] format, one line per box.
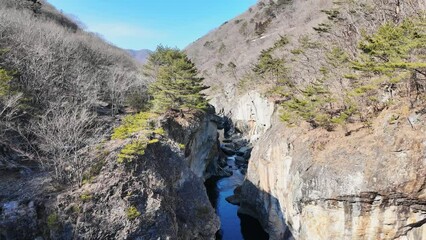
[352, 19, 426, 100]
[146, 46, 209, 112]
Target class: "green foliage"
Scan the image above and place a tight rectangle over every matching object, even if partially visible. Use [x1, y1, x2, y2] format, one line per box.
[280, 80, 356, 130]
[290, 48, 304, 55]
[112, 112, 158, 140]
[178, 143, 185, 150]
[215, 62, 224, 70]
[299, 35, 321, 49]
[255, 19, 272, 36]
[313, 23, 332, 33]
[252, 49, 287, 81]
[321, 9, 341, 21]
[117, 140, 148, 163]
[147, 46, 209, 112]
[272, 35, 290, 50]
[236, 73, 256, 92]
[0, 68, 12, 97]
[112, 111, 163, 164]
[326, 47, 349, 67]
[47, 213, 59, 229]
[126, 206, 141, 220]
[353, 19, 426, 82]
[80, 192, 92, 202]
[153, 127, 165, 135]
[388, 114, 400, 124]
[82, 154, 106, 185]
[228, 62, 237, 69]
[203, 41, 214, 48]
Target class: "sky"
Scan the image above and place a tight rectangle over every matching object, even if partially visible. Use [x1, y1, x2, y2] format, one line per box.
[47, 0, 257, 51]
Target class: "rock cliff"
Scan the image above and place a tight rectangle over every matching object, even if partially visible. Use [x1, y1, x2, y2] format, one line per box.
[240, 106, 426, 239]
[0, 110, 221, 240]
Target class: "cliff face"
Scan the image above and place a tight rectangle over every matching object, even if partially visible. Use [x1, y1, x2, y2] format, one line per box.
[216, 91, 275, 142]
[160, 109, 223, 179]
[240, 107, 426, 239]
[0, 111, 221, 240]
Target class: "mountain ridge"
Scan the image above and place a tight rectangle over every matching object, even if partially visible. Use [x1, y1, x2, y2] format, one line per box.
[126, 49, 152, 64]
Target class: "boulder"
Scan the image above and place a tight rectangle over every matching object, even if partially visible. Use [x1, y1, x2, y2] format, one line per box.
[225, 195, 241, 206]
[220, 146, 236, 156]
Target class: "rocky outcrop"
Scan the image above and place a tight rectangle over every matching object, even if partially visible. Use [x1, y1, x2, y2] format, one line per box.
[240, 109, 426, 239]
[214, 91, 274, 142]
[160, 108, 223, 179]
[51, 139, 219, 240]
[0, 110, 222, 239]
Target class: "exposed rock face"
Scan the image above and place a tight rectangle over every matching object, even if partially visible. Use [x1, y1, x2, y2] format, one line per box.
[160, 108, 223, 179]
[214, 91, 274, 142]
[240, 109, 426, 239]
[0, 111, 221, 239]
[52, 140, 219, 240]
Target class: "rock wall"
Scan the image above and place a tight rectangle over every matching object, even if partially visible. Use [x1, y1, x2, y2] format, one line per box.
[213, 91, 275, 142]
[240, 109, 426, 239]
[160, 108, 223, 179]
[52, 140, 219, 240]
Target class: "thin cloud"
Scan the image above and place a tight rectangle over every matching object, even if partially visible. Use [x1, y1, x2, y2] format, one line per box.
[89, 22, 164, 39]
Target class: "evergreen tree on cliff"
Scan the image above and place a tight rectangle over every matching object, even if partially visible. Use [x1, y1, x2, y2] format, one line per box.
[145, 46, 209, 112]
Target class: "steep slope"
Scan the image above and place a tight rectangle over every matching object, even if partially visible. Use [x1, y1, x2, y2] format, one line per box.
[186, 0, 426, 239]
[186, 0, 330, 109]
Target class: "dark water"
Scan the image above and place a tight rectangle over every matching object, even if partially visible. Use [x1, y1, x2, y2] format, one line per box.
[205, 157, 269, 240]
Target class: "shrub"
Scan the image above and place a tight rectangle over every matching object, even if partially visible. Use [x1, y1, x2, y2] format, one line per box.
[112, 112, 158, 140]
[47, 213, 59, 229]
[117, 140, 148, 164]
[126, 206, 141, 220]
[80, 192, 92, 202]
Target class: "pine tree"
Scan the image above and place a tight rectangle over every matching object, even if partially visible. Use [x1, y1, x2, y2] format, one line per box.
[353, 19, 426, 84]
[146, 46, 209, 112]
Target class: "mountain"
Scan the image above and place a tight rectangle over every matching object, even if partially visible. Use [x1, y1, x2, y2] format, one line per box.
[126, 49, 152, 64]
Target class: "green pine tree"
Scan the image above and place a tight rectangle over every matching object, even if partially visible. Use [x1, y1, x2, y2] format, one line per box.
[146, 46, 209, 112]
[353, 19, 426, 84]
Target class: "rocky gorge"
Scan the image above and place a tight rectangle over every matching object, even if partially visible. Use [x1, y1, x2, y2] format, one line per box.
[238, 98, 426, 240]
[1, 0, 426, 239]
[184, 0, 426, 239]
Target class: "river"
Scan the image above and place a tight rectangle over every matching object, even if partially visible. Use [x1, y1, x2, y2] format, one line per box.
[205, 156, 269, 240]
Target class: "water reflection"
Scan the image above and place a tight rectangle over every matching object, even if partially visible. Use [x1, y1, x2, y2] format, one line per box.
[205, 156, 269, 240]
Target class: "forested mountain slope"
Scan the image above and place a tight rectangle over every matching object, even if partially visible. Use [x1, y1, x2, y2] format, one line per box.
[0, 0, 148, 183]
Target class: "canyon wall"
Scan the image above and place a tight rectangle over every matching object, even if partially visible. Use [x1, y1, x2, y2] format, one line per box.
[240, 109, 426, 239]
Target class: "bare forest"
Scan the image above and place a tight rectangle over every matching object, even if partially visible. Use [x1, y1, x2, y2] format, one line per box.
[0, 0, 149, 184]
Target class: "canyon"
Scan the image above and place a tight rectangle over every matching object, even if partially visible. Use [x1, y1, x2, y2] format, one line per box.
[1, 0, 426, 239]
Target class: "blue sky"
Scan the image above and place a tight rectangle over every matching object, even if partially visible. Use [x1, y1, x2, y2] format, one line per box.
[47, 0, 257, 50]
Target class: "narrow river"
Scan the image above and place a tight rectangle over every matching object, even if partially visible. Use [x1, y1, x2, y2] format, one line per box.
[205, 156, 269, 240]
